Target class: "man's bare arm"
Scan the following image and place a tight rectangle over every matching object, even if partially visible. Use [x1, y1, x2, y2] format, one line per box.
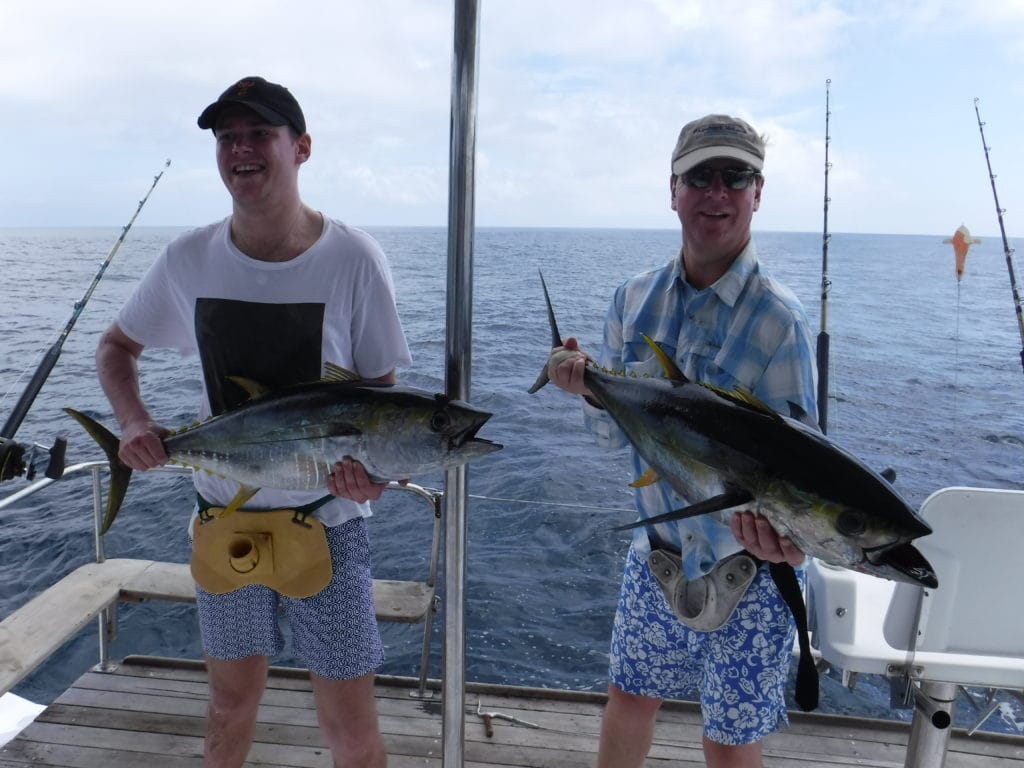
[95, 323, 168, 469]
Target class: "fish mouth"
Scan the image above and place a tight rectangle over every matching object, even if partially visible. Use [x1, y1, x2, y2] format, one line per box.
[461, 436, 503, 453]
[446, 412, 502, 457]
[450, 421, 502, 452]
[863, 541, 938, 589]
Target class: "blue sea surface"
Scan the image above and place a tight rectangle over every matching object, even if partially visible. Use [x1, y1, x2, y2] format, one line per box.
[1, 225, 1022, 734]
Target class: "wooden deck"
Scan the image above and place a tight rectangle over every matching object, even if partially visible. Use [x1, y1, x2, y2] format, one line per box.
[2, 657, 1023, 767]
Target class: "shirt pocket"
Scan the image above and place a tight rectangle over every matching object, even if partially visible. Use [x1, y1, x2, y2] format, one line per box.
[678, 340, 741, 390]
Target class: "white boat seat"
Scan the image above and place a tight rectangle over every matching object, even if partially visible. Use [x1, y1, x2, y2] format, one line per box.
[808, 486, 1024, 690]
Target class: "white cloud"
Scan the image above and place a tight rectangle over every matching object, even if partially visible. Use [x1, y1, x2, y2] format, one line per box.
[0, 1, 1021, 235]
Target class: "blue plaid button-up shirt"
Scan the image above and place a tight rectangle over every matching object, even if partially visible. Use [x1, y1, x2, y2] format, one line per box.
[583, 240, 818, 579]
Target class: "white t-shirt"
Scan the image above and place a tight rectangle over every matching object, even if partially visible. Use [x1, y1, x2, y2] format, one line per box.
[117, 215, 412, 526]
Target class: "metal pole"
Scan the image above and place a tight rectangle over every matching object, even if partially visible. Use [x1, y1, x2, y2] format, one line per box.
[92, 465, 116, 671]
[904, 681, 956, 768]
[443, 0, 480, 765]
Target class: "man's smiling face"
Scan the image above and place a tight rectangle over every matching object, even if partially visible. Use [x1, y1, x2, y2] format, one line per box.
[214, 106, 309, 206]
[671, 158, 763, 268]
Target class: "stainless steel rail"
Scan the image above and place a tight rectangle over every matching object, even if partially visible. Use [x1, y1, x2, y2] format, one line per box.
[443, 0, 481, 764]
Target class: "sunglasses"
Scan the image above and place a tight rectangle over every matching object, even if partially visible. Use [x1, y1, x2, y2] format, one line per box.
[679, 167, 761, 190]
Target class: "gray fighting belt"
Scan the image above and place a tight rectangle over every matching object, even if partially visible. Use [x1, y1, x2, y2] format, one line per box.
[647, 548, 758, 631]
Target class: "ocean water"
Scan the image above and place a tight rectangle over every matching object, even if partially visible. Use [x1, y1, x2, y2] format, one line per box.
[1, 225, 1022, 735]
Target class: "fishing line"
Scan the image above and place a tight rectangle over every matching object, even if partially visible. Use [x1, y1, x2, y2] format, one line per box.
[468, 493, 632, 514]
[1, 340, 57, 404]
[951, 243, 962, 430]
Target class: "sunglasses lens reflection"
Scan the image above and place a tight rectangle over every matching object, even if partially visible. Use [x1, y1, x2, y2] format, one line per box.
[683, 168, 758, 190]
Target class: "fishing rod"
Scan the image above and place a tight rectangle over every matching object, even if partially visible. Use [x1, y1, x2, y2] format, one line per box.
[0, 159, 171, 482]
[816, 79, 832, 432]
[973, 98, 1024, 374]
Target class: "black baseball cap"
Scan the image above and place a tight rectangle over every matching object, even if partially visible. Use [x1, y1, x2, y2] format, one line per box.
[197, 76, 306, 135]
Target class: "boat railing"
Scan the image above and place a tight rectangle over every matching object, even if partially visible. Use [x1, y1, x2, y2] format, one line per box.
[0, 461, 445, 698]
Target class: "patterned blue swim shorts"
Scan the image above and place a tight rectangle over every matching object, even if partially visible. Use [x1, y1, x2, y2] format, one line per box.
[608, 545, 799, 745]
[195, 516, 383, 680]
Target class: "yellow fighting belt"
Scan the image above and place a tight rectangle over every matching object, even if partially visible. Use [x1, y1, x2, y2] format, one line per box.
[191, 501, 333, 599]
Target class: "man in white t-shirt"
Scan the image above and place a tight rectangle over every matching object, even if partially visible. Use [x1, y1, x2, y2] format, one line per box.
[95, 76, 410, 768]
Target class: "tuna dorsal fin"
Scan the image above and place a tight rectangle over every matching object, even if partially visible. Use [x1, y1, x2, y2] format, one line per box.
[324, 362, 361, 382]
[629, 467, 661, 488]
[228, 376, 272, 400]
[640, 334, 688, 382]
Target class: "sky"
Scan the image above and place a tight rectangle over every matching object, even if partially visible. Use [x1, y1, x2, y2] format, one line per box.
[1, 0, 1023, 238]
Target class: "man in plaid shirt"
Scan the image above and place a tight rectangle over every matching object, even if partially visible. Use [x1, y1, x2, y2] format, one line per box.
[547, 114, 817, 768]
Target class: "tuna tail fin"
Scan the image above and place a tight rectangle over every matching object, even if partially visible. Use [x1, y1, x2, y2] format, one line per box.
[64, 408, 133, 535]
[528, 270, 565, 394]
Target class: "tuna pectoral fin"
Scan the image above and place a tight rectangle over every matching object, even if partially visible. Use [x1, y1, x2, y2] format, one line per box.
[612, 490, 754, 531]
[865, 541, 939, 589]
[64, 408, 133, 534]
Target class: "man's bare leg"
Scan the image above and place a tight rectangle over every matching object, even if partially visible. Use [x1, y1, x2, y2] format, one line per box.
[204, 654, 268, 767]
[311, 671, 387, 767]
[596, 683, 662, 768]
[703, 736, 764, 768]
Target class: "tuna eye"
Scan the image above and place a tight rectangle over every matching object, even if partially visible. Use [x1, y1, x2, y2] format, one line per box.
[836, 510, 867, 537]
[430, 412, 451, 432]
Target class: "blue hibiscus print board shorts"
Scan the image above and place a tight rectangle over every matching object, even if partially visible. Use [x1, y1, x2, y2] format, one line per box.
[195, 516, 383, 680]
[608, 545, 798, 745]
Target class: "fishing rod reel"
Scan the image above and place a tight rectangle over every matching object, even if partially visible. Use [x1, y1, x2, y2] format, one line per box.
[0, 435, 66, 483]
